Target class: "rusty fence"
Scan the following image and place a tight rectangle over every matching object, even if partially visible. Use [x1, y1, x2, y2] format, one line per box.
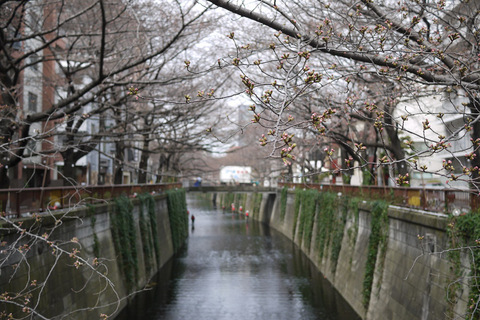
[279, 183, 480, 215]
[0, 183, 182, 219]
[2, 182, 478, 219]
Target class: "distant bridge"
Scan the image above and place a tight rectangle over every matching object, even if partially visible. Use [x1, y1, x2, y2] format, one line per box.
[186, 185, 276, 193]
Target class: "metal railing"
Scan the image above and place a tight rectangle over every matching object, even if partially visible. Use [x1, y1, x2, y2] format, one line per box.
[279, 183, 479, 214]
[3, 182, 476, 219]
[0, 183, 181, 219]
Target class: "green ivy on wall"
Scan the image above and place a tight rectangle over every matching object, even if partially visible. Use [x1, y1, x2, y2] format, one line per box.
[111, 195, 139, 291]
[233, 193, 240, 212]
[290, 190, 362, 276]
[362, 200, 389, 309]
[290, 190, 358, 275]
[138, 193, 159, 275]
[145, 194, 160, 264]
[223, 192, 235, 210]
[166, 189, 189, 253]
[292, 188, 303, 238]
[252, 192, 263, 218]
[315, 191, 337, 260]
[330, 199, 349, 274]
[234, 193, 246, 213]
[347, 198, 360, 244]
[346, 198, 360, 265]
[297, 189, 317, 250]
[448, 212, 480, 320]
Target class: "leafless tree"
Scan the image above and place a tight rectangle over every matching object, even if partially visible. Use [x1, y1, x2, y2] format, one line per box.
[202, 0, 480, 189]
[0, 0, 214, 188]
[0, 0, 227, 318]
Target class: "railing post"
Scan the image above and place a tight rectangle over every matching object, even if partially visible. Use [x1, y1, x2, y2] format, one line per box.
[444, 190, 448, 213]
[470, 192, 479, 212]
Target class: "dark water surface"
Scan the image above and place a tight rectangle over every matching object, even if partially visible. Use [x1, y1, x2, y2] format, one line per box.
[116, 195, 361, 320]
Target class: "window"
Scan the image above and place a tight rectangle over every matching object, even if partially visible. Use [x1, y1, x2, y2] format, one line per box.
[127, 148, 134, 161]
[28, 9, 41, 33]
[29, 53, 40, 70]
[28, 92, 38, 112]
[12, 39, 22, 50]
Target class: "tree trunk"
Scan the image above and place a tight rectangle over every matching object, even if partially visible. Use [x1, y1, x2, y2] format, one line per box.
[470, 98, 480, 191]
[157, 153, 170, 183]
[0, 167, 9, 190]
[113, 140, 125, 185]
[0, 118, 17, 190]
[340, 148, 353, 185]
[137, 137, 150, 184]
[384, 111, 409, 179]
[61, 150, 77, 186]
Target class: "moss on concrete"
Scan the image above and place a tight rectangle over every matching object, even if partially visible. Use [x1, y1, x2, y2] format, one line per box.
[362, 200, 389, 309]
[111, 195, 139, 291]
[166, 189, 188, 253]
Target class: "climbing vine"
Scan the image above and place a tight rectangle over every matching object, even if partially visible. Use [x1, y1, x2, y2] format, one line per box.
[290, 190, 360, 275]
[292, 188, 303, 238]
[362, 200, 389, 309]
[346, 198, 360, 265]
[234, 193, 247, 214]
[347, 198, 360, 247]
[448, 212, 480, 320]
[111, 195, 139, 291]
[138, 193, 158, 275]
[145, 194, 160, 264]
[298, 189, 317, 250]
[223, 192, 235, 210]
[252, 192, 263, 217]
[166, 189, 189, 253]
[315, 192, 337, 260]
[330, 199, 349, 274]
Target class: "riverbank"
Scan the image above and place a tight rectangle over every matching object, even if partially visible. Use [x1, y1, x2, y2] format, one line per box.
[0, 190, 188, 319]
[212, 188, 470, 320]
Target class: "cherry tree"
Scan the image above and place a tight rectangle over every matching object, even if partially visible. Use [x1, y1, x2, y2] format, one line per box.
[202, 0, 480, 188]
[0, 0, 213, 188]
[0, 0, 220, 318]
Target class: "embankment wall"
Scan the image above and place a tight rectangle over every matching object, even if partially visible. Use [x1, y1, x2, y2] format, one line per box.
[0, 190, 188, 319]
[213, 188, 471, 320]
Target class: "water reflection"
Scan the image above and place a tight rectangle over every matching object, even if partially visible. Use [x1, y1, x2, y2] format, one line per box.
[116, 195, 360, 320]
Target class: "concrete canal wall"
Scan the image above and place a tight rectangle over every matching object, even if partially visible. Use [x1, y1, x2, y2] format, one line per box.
[212, 187, 473, 320]
[2, 185, 474, 319]
[0, 190, 188, 319]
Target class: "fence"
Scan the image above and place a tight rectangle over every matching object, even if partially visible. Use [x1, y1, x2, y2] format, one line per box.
[2, 182, 478, 219]
[279, 183, 479, 215]
[0, 183, 181, 219]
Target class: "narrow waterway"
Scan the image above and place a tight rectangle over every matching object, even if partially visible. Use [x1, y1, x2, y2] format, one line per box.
[117, 195, 361, 320]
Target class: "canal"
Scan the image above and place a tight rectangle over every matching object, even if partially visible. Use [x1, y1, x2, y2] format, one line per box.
[117, 195, 361, 320]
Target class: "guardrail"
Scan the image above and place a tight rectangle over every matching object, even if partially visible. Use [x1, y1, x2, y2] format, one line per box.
[0, 183, 182, 219]
[3, 182, 476, 219]
[279, 183, 478, 214]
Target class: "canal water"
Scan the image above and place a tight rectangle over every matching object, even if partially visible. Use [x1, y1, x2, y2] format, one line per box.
[117, 195, 361, 320]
